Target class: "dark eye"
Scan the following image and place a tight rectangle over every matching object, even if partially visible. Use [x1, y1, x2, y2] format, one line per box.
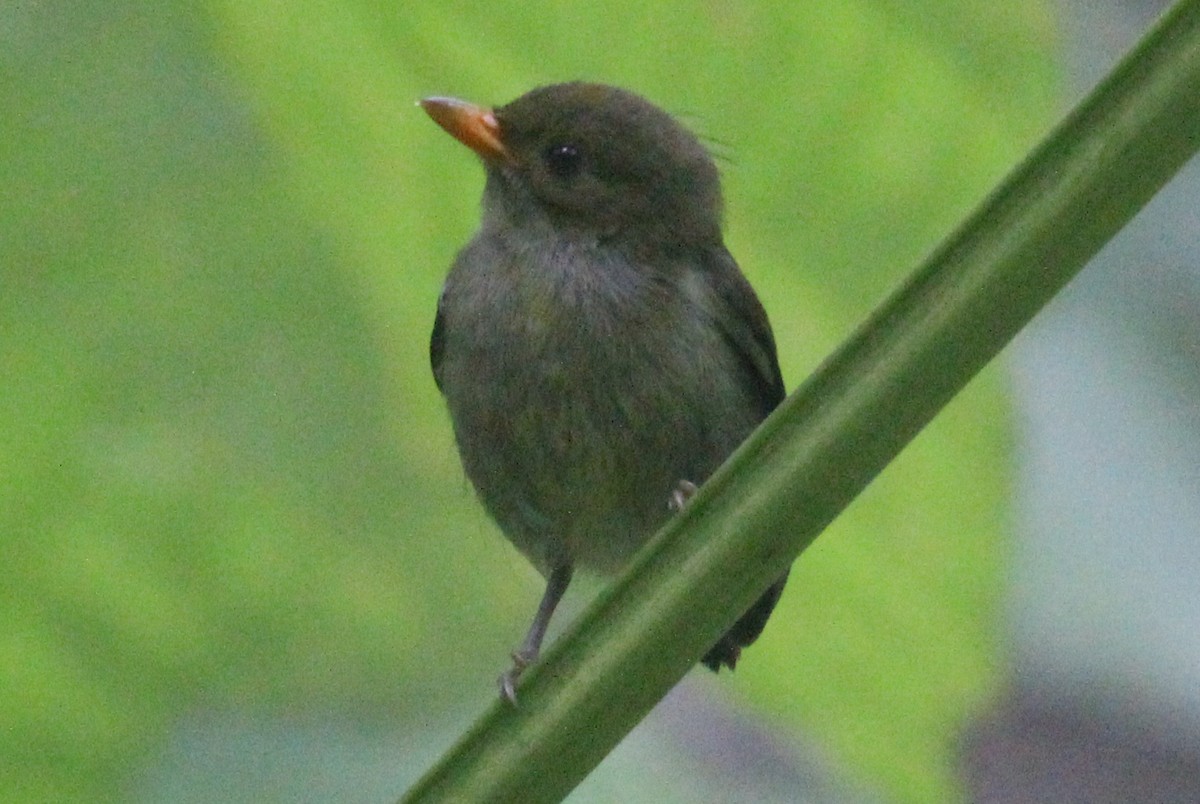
[544, 143, 582, 178]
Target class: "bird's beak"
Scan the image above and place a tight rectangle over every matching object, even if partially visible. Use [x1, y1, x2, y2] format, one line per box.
[419, 96, 511, 164]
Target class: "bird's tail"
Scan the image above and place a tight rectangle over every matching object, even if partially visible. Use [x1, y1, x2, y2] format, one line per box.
[701, 571, 790, 671]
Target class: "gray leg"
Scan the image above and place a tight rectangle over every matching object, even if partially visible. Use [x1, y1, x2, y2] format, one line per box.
[499, 564, 573, 704]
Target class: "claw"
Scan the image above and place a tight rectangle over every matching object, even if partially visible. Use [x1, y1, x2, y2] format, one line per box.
[498, 649, 535, 704]
[669, 479, 699, 512]
[498, 668, 521, 704]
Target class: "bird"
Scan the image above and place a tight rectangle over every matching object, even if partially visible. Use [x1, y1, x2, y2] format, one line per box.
[420, 82, 789, 702]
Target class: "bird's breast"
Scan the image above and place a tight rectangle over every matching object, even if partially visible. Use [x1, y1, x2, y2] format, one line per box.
[439, 233, 745, 572]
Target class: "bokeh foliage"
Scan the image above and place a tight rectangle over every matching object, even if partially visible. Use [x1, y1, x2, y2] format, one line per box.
[1, 2, 1056, 800]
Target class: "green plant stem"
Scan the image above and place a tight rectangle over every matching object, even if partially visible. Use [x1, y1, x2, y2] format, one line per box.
[403, 1, 1200, 801]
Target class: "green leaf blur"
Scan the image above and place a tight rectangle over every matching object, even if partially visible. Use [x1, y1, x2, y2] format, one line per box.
[1, 2, 1057, 801]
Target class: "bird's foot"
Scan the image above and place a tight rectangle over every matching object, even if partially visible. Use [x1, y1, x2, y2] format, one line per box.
[496, 565, 572, 704]
[497, 648, 537, 705]
[669, 479, 699, 512]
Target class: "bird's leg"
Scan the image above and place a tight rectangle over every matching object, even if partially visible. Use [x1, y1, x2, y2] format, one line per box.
[499, 564, 573, 704]
[669, 479, 699, 512]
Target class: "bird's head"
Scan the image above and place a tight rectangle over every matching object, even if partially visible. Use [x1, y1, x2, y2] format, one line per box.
[422, 82, 723, 255]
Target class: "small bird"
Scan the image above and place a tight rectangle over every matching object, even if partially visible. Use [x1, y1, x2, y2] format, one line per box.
[421, 82, 789, 702]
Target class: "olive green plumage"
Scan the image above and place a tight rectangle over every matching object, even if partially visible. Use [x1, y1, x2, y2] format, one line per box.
[425, 82, 788, 698]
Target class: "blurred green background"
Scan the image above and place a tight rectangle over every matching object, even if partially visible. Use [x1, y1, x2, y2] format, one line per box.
[2, 2, 1059, 801]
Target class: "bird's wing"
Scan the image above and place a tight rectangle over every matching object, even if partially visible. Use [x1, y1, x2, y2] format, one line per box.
[696, 247, 790, 672]
[703, 247, 786, 417]
[430, 289, 447, 394]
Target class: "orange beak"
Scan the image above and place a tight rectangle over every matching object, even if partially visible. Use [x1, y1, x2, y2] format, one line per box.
[419, 96, 511, 163]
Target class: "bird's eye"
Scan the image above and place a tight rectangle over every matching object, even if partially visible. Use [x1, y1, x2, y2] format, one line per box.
[544, 143, 582, 178]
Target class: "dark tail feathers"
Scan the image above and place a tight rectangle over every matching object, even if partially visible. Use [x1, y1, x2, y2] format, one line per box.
[701, 571, 790, 672]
